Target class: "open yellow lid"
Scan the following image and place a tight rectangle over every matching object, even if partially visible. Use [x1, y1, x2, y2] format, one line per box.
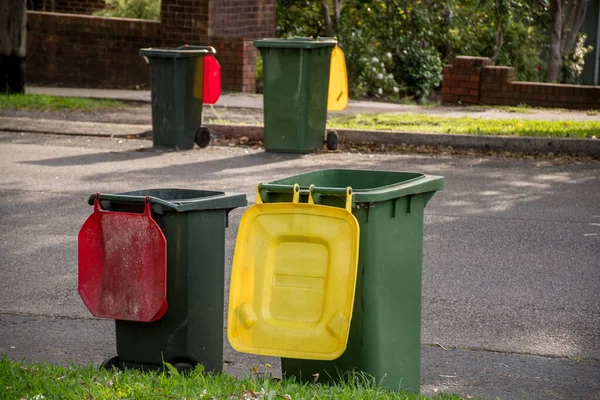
[228, 184, 359, 360]
[327, 46, 349, 111]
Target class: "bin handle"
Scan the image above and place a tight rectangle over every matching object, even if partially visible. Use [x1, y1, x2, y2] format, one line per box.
[93, 193, 155, 215]
[259, 183, 348, 196]
[257, 184, 353, 212]
[94, 193, 175, 210]
[256, 183, 301, 204]
[308, 185, 352, 212]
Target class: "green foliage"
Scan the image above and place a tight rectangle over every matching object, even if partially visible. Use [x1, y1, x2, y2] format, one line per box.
[94, 0, 161, 20]
[395, 45, 443, 100]
[492, 1, 547, 82]
[339, 29, 401, 99]
[276, 0, 325, 37]
[561, 33, 594, 84]
[276, 0, 550, 100]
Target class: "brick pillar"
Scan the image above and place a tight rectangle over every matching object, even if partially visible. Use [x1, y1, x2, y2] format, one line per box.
[441, 56, 491, 104]
[212, 38, 257, 93]
[160, 0, 210, 47]
[480, 66, 516, 105]
[208, 0, 275, 92]
[209, 0, 276, 40]
[159, 0, 275, 92]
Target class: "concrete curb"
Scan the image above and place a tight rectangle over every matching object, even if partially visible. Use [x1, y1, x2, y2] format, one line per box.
[1, 118, 597, 156]
[206, 124, 600, 157]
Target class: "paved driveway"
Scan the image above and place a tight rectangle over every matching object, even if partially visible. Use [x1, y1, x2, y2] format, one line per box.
[1, 132, 598, 399]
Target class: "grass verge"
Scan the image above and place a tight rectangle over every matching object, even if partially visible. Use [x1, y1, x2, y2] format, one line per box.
[0, 94, 124, 111]
[1, 358, 463, 400]
[328, 113, 600, 139]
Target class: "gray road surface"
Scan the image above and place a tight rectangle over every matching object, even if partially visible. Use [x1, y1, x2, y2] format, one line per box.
[0, 131, 599, 399]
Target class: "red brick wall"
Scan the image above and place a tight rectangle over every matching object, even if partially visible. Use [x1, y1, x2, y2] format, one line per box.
[27, 11, 160, 88]
[442, 56, 600, 109]
[159, 0, 273, 92]
[29, 0, 106, 14]
[26, 1, 275, 92]
[441, 56, 491, 104]
[212, 38, 256, 92]
[209, 0, 276, 40]
[160, 0, 210, 47]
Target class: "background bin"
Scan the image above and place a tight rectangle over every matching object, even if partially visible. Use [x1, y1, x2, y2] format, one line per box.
[140, 46, 215, 150]
[254, 38, 338, 153]
[257, 169, 443, 393]
[87, 189, 246, 372]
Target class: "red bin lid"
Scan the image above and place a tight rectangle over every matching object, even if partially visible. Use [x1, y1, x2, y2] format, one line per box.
[78, 195, 167, 322]
[203, 55, 221, 105]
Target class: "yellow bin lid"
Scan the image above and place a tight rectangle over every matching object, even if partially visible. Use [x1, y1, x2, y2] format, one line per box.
[228, 184, 359, 360]
[327, 46, 349, 111]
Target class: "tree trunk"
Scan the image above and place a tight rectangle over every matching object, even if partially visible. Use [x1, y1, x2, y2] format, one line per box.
[320, 0, 333, 36]
[320, 0, 344, 37]
[0, 0, 27, 93]
[560, 0, 589, 55]
[332, 0, 342, 34]
[546, 0, 590, 82]
[492, 0, 505, 63]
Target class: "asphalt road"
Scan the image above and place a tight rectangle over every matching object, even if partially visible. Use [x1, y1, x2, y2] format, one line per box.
[0, 131, 599, 399]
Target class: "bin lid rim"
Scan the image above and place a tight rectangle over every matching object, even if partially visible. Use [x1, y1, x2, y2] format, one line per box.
[139, 47, 215, 58]
[88, 191, 247, 212]
[264, 169, 444, 203]
[254, 38, 337, 49]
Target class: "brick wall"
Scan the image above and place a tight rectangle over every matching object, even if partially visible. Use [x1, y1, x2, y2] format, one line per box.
[160, 0, 210, 47]
[212, 38, 256, 92]
[442, 56, 600, 109]
[209, 0, 276, 40]
[29, 0, 106, 14]
[27, 11, 160, 88]
[26, 1, 275, 91]
[159, 0, 272, 92]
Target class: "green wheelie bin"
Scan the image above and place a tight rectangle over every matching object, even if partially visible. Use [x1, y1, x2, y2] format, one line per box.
[254, 38, 339, 153]
[257, 169, 443, 393]
[140, 46, 215, 150]
[85, 189, 246, 372]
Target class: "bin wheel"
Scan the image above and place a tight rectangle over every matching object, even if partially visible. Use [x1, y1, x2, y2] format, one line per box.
[195, 127, 211, 148]
[173, 362, 195, 375]
[100, 355, 121, 370]
[326, 130, 339, 151]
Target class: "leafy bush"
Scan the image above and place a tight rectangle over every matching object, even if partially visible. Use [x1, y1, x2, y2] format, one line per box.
[276, 0, 325, 37]
[561, 33, 594, 84]
[94, 0, 161, 20]
[338, 29, 401, 100]
[276, 0, 550, 101]
[394, 44, 443, 100]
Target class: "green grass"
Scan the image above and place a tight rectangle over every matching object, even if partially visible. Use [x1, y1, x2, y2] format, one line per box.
[0, 93, 124, 111]
[462, 104, 533, 113]
[328, 113, 600, 139]
[0, 358, 463, 400]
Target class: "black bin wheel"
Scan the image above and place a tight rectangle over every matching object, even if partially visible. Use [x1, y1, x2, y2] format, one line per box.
[195, 127, 211, 148]
[326, 130, 339, 151]
[173, 362, 195, 375]
[100, 355, 121, 370]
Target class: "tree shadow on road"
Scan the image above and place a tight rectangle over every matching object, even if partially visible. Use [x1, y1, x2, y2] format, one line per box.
[20, 148, 165, 167]
[79, 150, 306, 188]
